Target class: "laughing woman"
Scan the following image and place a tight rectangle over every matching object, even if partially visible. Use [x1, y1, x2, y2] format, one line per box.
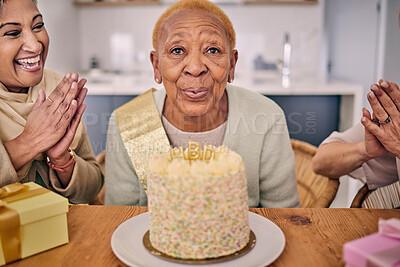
[0, 0, 103, 203]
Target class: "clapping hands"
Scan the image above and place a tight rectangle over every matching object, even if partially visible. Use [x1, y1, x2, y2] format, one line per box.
[22, 72, 87, 162]
[361, 80, 400, 159]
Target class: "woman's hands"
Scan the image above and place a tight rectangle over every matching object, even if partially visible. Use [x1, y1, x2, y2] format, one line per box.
[22, 73, 87, 155]
[361, 80, 400, 159]
[45, 76, 87, 165]
[5, 72, 87, 175]
[312, 80, 400, 178]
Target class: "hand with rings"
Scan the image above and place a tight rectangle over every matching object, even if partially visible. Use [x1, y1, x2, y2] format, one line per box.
[361, 80, 400, 158]
[21, 72, 88, 163]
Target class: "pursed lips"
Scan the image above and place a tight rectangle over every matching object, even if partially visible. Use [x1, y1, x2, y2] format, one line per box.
[182, 87, 209, 100]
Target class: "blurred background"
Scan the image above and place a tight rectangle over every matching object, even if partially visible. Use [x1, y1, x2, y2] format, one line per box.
[37, 0, 400, 206]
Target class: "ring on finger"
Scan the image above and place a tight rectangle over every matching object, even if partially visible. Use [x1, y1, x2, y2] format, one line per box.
[379, 116, 391, 125]
[47, 97, 53, 103]
[57, 109, 63, 114]
[372, 118, 380, 125]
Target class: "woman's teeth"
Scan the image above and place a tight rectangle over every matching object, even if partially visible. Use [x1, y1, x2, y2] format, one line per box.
[16, 55, 40, 68]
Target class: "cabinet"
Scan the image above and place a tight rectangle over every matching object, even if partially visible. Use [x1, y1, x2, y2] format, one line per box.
[268, 95, 340, 147]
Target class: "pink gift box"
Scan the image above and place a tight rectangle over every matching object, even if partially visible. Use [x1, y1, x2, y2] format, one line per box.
[343, 233, 400, 267]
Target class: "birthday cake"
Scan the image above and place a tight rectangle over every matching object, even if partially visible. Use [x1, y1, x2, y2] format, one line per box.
[147, 142, 250, 259]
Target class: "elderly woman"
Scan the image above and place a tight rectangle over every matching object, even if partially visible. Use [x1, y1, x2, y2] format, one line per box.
[0, 0, 103, 203]
[312, 80, 400, 207]
[105, 0, 299, 208]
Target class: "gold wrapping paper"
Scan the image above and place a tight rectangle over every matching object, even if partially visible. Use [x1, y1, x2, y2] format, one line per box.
[0, 203, 20, 263]
[115, 89, 170, 192]
[0, 183, 48, 264]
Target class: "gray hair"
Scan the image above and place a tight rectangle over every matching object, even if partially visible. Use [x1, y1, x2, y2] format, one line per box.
[0, 0, 37, 9]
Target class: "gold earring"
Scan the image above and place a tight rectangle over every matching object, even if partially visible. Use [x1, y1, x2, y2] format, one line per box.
[156, 78, 160, 83]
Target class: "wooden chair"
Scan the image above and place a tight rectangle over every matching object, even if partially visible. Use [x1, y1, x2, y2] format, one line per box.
[291, 139, 340, 208]
[90, 151, 105, 205]
[350, 184, 369, 208]
[351, 181, 400, 209]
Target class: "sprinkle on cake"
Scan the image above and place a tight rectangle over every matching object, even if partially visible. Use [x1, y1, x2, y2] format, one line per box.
[147, 141, 250, 259]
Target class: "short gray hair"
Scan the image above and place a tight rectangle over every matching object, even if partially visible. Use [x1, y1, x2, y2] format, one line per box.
[0, 0, 37, 9]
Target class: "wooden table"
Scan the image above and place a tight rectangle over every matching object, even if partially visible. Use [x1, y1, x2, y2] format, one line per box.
[8, 206, 400, 267]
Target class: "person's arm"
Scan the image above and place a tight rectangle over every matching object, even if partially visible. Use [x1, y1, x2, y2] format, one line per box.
[4, 74, 77, 169]
[312, 141, 370, 179]
[313, 104, 388, 179]
[0, 139, 23, 186]
[48, 122, 103, 204]
[46, 78, 88, 188]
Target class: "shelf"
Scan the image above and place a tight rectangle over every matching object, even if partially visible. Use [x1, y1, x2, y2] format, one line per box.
[244, 0, 318, 5]
[74, 0, 317, 6]
[74, 0, 160, 7]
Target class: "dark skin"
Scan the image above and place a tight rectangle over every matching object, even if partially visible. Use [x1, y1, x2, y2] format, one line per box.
[150, 10, 238, 132]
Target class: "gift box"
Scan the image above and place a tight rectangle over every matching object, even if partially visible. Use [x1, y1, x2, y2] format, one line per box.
[343, 218, 400, 267]
[0, 182, 69, 265]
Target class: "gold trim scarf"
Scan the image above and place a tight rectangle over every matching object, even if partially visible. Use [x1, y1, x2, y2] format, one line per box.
[115, 89, 170, 192]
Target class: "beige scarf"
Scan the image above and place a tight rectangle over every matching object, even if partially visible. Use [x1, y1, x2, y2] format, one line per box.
[0, 69, 82, 180]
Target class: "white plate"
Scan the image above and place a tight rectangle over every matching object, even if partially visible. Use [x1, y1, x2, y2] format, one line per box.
[111, 211, 285, 267]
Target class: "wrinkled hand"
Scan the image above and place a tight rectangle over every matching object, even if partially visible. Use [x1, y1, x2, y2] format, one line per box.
[21, 73, 87, 162]
[47, 76, 87, 163]
[361, 80, 400, 158]
[361, 108, 386, 159]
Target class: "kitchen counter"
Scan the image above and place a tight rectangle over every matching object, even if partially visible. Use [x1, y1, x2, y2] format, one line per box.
[84, 72, 363, 131]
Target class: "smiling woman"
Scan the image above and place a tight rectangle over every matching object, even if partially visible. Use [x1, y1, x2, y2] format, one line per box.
[105, 0, 300, 208]
[0, 0, 103, 203]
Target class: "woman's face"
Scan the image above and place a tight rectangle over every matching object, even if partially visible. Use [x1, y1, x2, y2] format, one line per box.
[151, 10, 237, 117]
[0, 0, 49, 92]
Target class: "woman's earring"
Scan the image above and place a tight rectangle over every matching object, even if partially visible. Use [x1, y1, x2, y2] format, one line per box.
[155, 78, 160, 83]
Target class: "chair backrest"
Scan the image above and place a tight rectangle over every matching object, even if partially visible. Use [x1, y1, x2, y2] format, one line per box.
[291, 139, 340, 208]
[350, 184, 369, 208]
[351, 181, 400, 209]
[90, 151, 106, 205]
